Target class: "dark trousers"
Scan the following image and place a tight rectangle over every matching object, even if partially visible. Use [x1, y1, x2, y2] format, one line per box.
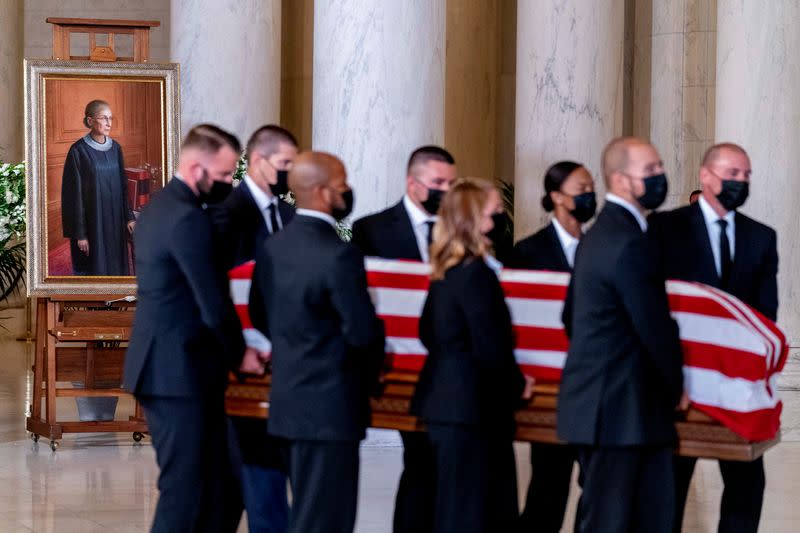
[576, 445, 674, 533]
[393, 431, 436, 533]
[227, 416, 289, 533]
[673, 456, 765, 533]
[519, 442, 576, 532]
[138, 394, 233, 533]
[427, 423, 518, 533]
[285, 439, 360, 533]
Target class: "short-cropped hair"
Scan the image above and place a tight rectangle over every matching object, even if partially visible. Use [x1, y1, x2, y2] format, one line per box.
[702, 142, 748, 167]
[407, 145, 455, 175]
[245, 124, 298, 160]
[181, 124, 241, 155]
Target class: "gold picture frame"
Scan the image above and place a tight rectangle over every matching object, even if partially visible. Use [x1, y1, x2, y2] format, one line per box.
[24, 59, 180, 296]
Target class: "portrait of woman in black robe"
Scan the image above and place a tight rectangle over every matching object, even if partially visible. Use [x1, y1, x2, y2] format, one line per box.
[61, 99, 135, 276]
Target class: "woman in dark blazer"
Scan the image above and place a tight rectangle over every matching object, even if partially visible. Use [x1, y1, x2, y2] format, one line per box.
[410, 178, 534, 533]
[511, 161, 596, 533]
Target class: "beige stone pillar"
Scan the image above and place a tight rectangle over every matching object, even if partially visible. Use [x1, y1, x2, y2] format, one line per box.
[0, 0, 23, 162]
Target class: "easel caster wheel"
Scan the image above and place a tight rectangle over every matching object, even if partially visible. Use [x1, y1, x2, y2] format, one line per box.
[50, 441, 59, 451]
[30, 433, 39, 443]
[133, 432, 144, 442]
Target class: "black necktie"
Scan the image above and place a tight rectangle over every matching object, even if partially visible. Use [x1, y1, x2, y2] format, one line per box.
[717, 219, 731, 288]
[425, 220, 435, 247]
[268, 203, 280, 235]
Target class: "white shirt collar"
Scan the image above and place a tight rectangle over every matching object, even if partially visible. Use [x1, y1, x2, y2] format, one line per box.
[551, 217, 580, 268]
[484, 254, 503, 276]
[403, 194, 436, 225]
[296, 208, 337, 228]
[243, 174, 277, 211]
[605, 193, 648, 231]
[698, 194, 735, 226]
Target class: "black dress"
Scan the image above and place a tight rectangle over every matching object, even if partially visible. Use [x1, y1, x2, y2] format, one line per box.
[410, 257, 525, 533]
[61, 135, 134, 275]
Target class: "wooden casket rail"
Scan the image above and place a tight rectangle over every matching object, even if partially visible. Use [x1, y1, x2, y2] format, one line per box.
[225, 371, 779, 462]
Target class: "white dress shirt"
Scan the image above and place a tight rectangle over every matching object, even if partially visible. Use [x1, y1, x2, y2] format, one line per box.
[403, 194, 437, 262]
[605, 193, 648, 231]
[551, 217, 580, 268]
[296, 208, 337, 228]
[698, 195, 736, 276]
[244, 174, 282, 233]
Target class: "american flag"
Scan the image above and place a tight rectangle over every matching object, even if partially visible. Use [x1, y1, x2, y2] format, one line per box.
[230, 257, 788, 442]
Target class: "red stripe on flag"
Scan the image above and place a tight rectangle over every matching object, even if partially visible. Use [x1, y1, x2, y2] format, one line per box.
[367, 271, 430, 290]
[389, 354, 426, 372]
[681, 341, 767, 382]
[514, 326, 570, 352]
[235, 305, 252, 328]
[381, 315, 420, 338]
[692, 402, 782, 442]
[668, 293, 735, 319]
[501, 282, 568, 301]
[229, 261, 255, 280]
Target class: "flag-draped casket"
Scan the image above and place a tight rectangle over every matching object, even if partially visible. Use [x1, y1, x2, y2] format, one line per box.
[226, 258, 788, 460]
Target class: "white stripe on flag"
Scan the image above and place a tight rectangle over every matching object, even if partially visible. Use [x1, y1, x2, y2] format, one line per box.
[231, 279, 251, 306]
[684, 366, 780, 412]
[243, 328, 271, 353]
[507, 298, 566, 329]
[370, 288, 427, 317]
[386, 336, 426, 356]
[500, 269, 570, 286]
[366, 257, 432, 275]
[514, 349, 567, 369]
[673, 312, 766, 356]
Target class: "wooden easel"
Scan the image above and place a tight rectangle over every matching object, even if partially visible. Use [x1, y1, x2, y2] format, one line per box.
[26, 18, 159, 451]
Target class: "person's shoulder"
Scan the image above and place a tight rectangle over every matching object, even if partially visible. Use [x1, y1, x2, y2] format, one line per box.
[736, 210, 776, 238]
[515, 224, 553, 250]
[353, 201, 404, 230]
[447, 256, 496, 283]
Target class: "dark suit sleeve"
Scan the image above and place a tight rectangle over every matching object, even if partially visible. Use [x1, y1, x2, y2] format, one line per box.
[248, 246, 270, 339]
[171, 210, 245, 363]
[349, 218, 372, 256]
[460, 263, 525, 397]
[615, 236, 683, 404]
[756, 228, 779, 321]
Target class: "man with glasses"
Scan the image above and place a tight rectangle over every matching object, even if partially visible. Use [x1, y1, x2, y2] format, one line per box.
[649, 143, 777, 533]
[351, 145, 456, 533]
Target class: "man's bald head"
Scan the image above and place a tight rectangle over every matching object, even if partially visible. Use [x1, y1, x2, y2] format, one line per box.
[601, 136, 664, 209]
[289, 151, 348, 210]
[602, 137, 651, 187]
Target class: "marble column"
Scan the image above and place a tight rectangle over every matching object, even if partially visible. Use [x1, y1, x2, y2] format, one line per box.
[171, 0, 281, 142]
[514, 0, 625, 239]
[312, 0, 446, 220]
[0, 0, 23, 162]
[715, 0, 800, 339]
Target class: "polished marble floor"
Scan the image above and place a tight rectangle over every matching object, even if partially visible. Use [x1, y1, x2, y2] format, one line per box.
[0, 332, 798, 532]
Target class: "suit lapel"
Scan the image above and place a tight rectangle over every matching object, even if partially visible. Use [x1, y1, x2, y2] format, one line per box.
[546, 223, 571, 271]
[391, 202, 424, 261]
[688, 203, 720, 287]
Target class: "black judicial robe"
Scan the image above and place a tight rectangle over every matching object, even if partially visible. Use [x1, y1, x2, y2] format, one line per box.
[61, 137, 134, 276]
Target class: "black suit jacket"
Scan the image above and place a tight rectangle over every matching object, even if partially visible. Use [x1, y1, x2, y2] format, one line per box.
[649, 202, 778, 321]
[557, 202, 683, 446]
[410, 258, 525, 433]
[124, 178, 245, 397]
[351, 201, 423, 261]
[510, 222, 572, 272]
[249, 215, 386, 442]
[213, 181, 295, 269]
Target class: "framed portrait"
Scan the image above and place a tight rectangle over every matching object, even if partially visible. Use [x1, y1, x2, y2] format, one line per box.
[24, 59, 180, 295]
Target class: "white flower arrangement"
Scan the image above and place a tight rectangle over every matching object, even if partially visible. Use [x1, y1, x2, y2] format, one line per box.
[0, 161, 27, 300]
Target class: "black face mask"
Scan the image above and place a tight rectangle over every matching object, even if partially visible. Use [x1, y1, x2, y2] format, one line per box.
[487, 213, 508, 246]
[570, 191, 597, 223]
[421, 188, 444, 215]
[198, 171, 232, 205]
[270, 169, 289, 197]
[635, 173, 668, 210]
[331, 188, 354, 221]
[717, 180, 749, 211]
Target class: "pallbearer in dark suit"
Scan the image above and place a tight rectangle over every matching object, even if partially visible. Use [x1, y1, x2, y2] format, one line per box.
[249, 152, 386, 533]
[213, 125, 298, 533]
[411, 178, 534, 533]
[649, 143, 777, 533]
[558, 137, 685, 533]
[512, 161, 596, 533]
[351, 146, 457, 533]
[123, 125, 246, 533]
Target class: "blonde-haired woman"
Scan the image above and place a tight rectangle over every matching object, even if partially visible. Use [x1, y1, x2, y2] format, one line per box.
[410, 178, 534, 532]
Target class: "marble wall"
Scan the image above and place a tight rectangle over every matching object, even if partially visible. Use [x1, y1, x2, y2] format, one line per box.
[0, 0, 23, 162]
[23, 0, 170, 61]
[715, 0, 800, 341]
[514, 0, 625, 239]
[312, 0, 446, 220]
[172, 0, 281, 142]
